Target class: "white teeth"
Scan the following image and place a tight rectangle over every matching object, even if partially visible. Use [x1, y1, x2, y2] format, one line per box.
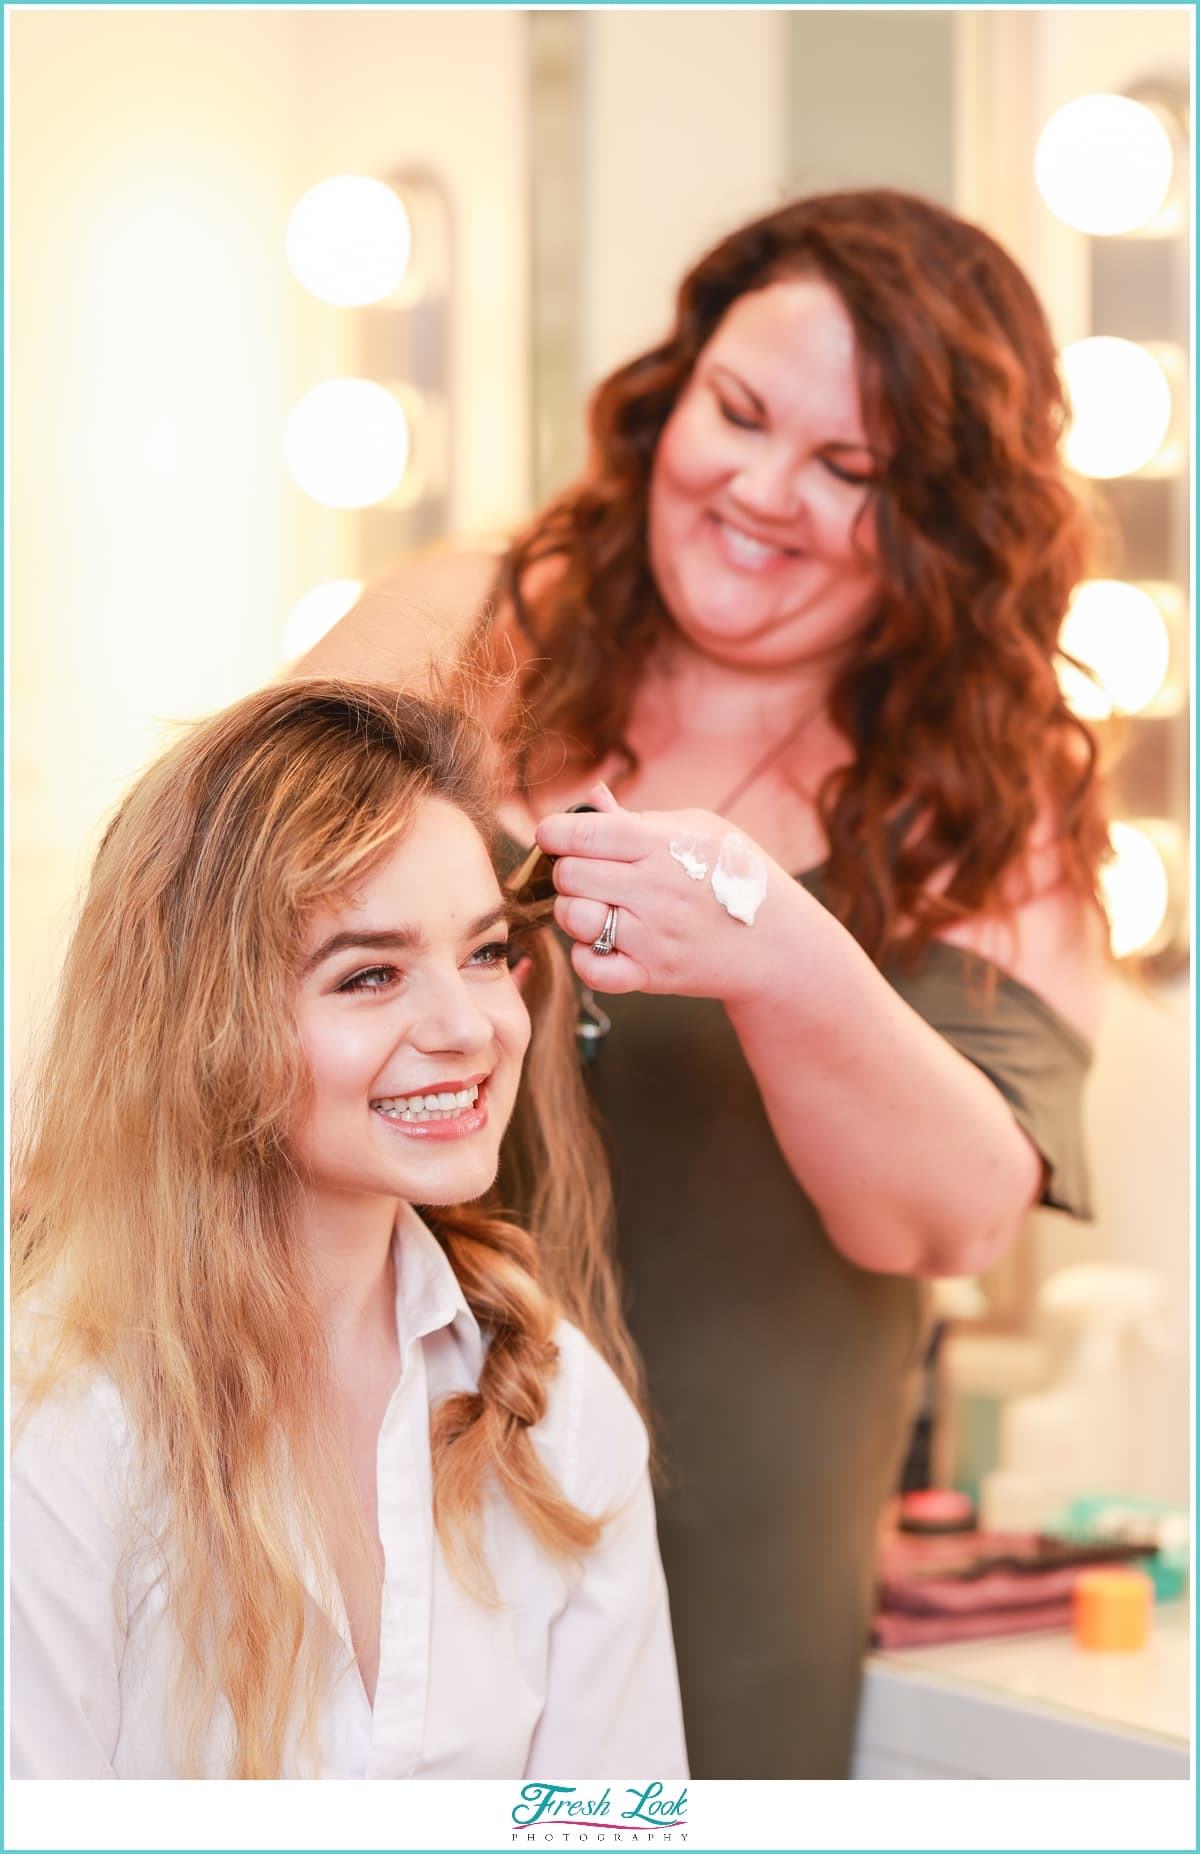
[373, 1083, 480, 1123]
[717, 519, 784, 566]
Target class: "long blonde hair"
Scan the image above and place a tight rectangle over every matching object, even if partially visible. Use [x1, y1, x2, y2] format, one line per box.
[12, 679, 640, 1778]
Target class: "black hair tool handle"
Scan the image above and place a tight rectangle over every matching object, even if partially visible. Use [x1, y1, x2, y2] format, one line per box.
[504, 802, 600, 903]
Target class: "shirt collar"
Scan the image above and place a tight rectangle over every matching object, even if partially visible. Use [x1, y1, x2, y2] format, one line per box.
[392, 1203, 485, 1376]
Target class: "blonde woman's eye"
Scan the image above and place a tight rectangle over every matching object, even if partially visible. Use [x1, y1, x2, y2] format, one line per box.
[337, 964, 398, 993]
[467, 940, 510, 970]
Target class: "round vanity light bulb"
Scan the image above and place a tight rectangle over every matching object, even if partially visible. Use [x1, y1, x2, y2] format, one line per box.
[286, 176, 411, 306]
[1062, 339, 1172, 479]
[283, 579, 364, 660]
[1101, 822, 1171, 959]
[1035, 95, 1174, 235]
[285, 380, 409, 509]
[1058, 581, 1172, 719]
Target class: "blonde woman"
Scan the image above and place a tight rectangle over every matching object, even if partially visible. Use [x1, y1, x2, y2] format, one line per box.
[11, 680, 686, 1780]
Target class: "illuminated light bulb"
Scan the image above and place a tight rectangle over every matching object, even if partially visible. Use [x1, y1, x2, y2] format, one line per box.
[1035, 95, 1174, 235]
[1062, 338, 1172, 478]
[1058, 581, 1172, 719]
[285, 380, 409, 508]
[283, 579, 364, 660]
[286, 176, 411, 306]
[1057, 659, 1111, 722]
[1101, 822, 1171, 958]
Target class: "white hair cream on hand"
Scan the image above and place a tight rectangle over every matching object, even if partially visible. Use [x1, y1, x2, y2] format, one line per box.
[669, 832, 711, 881]
[710, 832, 767, 925]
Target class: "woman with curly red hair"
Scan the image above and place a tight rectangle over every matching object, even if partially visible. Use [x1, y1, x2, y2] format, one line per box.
[304, 189, 1110, 1776]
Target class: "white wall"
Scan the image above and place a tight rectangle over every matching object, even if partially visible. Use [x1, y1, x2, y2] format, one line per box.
[580, 10, 788, 388]
[10, 10, 298, 1067]
[10, 11, 296, 855]
[9, 8, 529, 1069]
[1086, 975, 1191, 1502]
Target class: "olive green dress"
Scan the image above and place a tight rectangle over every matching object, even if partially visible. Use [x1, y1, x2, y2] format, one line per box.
[579, 865, 1093, 1778]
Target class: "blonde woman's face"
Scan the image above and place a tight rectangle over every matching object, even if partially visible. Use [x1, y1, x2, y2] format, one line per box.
[648, 276, 885, 674]
[291, 798, 530, 1212]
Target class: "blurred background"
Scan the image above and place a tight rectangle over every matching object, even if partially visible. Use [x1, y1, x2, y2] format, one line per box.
[9, 6, 1191, 1538]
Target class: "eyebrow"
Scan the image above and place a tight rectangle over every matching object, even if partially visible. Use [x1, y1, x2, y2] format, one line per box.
[302, 904, 509, 975]
[710, 363, 880, 456]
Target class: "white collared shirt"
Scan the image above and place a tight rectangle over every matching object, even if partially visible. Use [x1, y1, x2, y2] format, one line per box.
[10, 1212, 688, 1779]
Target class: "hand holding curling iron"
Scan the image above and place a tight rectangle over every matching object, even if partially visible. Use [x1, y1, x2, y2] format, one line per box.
[532, 783, 810, 1006]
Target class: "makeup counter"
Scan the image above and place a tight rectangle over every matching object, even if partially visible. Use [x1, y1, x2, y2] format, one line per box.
[852, 1600, 1190, 1778]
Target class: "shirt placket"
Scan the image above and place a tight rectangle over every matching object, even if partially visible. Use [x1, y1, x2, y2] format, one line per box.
[364, 1334, 435, 1777]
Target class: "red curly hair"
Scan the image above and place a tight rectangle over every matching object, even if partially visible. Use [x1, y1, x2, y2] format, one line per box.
[492, 188, 1109, 964]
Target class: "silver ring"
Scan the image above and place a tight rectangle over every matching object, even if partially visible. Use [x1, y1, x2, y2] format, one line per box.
[591, 904, 619, 957]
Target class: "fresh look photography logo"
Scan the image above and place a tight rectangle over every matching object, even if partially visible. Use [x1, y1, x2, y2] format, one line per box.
[511, 1782, 689, 1842]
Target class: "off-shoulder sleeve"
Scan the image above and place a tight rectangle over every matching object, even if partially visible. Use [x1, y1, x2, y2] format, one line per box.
[884, 942, 1094, 1220]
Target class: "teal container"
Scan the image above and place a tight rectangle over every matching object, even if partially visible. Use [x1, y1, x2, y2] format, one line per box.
[1048, 1495, 1190, 1603]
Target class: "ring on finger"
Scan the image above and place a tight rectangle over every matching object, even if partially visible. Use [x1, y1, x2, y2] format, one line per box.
[591, 904, 619, 957]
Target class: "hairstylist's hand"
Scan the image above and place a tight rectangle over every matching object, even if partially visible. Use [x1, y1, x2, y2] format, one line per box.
[536, 784, 799, 1005]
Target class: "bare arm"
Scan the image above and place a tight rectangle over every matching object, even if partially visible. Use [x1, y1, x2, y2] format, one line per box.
[290, 544, 503, 687]
[719, 875, 1052, 1277]
[539, 793, 1104, 1279]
